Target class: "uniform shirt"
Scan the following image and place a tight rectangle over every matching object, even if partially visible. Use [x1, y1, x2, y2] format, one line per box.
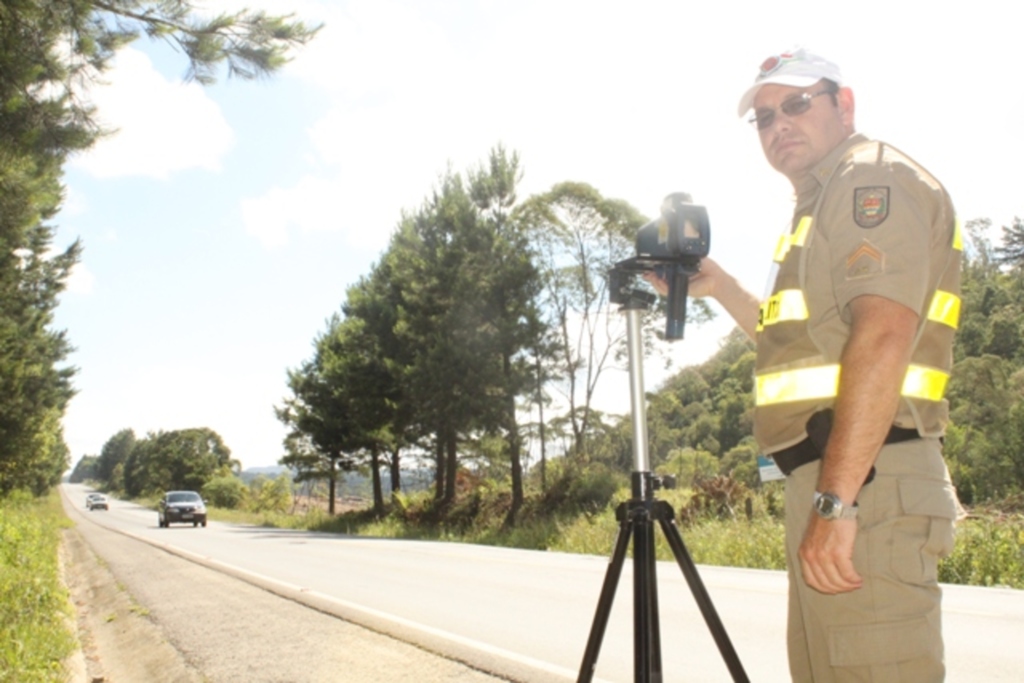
[754, 133, 961, 454]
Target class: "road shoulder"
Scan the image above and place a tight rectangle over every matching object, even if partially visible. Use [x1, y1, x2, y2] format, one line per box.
[62, 526, 204, 683]
[61, 498, 510, 683]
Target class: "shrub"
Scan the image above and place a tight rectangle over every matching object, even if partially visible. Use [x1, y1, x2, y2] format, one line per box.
[939, 512, 1024, 588]
[246, 474, 293, 513]
[564, 463, 626, 514]
[202, 475, 247, 509]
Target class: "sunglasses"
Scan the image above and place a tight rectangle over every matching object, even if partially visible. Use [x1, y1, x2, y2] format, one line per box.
[749, 90, 834, 131]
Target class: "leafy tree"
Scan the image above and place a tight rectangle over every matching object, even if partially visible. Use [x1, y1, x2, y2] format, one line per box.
[282, 147, 544, 521]
[122, 427, 233, 497]
[639, 329, 754, 474]
[95, 428, 135, 490]
[569, 408, 626, 471]
[465, 146, 544, 524]
[384, 166, 524, 507]
[277, 329, 360, 516]
[0, 112, 80, 493]
[994, 217, 1024, 269]
[662, 447, 719, 485]
[278, 431, 350, 514]
[1004, 393, 1024, 484]
[719, 438, 762, 489]
[338, 270, 416, 513]
[84, 1, 320, 84]
[280, 273, 415, 517]
[520, 182, 647, 463]
[68, 455, 99, 484]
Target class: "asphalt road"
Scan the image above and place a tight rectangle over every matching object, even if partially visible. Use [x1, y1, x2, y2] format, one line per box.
[61, 483, 1024, 682]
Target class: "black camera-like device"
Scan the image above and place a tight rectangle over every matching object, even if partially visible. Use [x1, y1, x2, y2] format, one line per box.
[636, 192, 710, 265]
[608, 193, 711, 340]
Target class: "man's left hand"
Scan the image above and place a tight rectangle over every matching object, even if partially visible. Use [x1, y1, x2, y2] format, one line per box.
[798, 516, 863, 594]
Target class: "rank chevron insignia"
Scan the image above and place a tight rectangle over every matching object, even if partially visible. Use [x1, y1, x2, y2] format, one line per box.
[845, 240, 885, 279]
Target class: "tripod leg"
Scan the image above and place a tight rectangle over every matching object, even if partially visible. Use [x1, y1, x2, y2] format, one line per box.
[646, 523, 663, 682]
[633, 509, 663, 683]
[657, 511, 750, 683]
[577, 507, 633, 683]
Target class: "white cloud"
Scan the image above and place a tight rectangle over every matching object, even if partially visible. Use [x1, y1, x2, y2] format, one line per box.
[278, 0, 456, 98]
[235, 0, 771, 253]
[65, 262, 96, 295]
[70, 48, 234, 180]
[239, 174, 397, 250]
[61, 186, 89, 216]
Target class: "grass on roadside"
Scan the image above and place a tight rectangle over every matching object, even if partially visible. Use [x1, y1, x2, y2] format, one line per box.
[941, 511, 1024, 588]
[0, 490, 77, 682]
[207, 486, 1024, 589]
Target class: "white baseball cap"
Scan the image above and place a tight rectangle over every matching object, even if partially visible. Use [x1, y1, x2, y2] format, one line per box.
[737, 48, 844, 117]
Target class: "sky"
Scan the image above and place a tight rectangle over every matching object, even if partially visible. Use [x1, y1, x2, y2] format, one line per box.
[55, 0, 1023, 471]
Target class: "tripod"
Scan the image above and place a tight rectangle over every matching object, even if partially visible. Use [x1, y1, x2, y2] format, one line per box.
[577, 295, 749, 683]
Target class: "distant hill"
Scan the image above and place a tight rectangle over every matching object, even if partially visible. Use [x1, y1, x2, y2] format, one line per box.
[238, 465, 432, 496]
[239, 466, 290, 483]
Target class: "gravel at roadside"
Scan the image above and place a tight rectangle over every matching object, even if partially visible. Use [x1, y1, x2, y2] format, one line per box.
[62, 501, 510, 683]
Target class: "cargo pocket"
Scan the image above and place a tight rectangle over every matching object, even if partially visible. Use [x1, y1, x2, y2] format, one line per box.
[828, 616, 932, 667]
[891, 478, 959, 585]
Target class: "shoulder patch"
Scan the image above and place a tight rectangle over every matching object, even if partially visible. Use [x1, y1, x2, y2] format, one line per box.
[854, 186, 889, 228]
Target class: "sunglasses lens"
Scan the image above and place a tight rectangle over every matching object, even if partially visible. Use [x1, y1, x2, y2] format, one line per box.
[754, 111, 774, 130]
[781, 97, 812, 117]
[750, 92, 824, 131]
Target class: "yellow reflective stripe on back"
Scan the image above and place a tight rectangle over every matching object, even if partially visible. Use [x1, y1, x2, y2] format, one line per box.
[756, 364, 949, 405]
[756, 365, 840, 406]
[757, 289, 809, 331]
[953, 217, 963, 252]
[927, 290, 961, 329]
[773, 216, 813, 263]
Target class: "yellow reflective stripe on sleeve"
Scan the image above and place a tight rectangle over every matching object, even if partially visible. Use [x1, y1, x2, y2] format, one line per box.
[757, 288, 960, 333]
[756, 364, 949, 405]
[953, 217, 963, 252]
[901, 365, 949, 402]
[927, 290, 961, 329]
[757, 289, 809, 331]
[773, 216, 813, 263]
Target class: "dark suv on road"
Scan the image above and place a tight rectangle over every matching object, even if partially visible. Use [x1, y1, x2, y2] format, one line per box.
[158, 491, 207, 527]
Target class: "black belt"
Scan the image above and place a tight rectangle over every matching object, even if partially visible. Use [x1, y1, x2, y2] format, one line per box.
[770, 424, 920, 477]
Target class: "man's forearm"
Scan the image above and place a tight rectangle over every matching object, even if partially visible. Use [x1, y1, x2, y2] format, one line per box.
[816, 295, 919, 504]
[711, 272, 761, 340]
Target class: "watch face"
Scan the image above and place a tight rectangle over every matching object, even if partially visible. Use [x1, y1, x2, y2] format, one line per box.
[818, 496, 837, 516]
[815, 492, 845, 519]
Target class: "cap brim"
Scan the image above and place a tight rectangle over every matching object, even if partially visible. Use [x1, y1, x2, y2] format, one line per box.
[736, 74, 825, 117]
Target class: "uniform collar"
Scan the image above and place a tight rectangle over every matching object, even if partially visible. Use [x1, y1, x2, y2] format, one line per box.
[794, 133, 869, 197]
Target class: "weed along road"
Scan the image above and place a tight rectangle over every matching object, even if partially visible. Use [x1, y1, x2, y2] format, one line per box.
[61, 484, 1024, 683]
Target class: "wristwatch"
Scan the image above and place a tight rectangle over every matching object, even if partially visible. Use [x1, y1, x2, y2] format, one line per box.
[813, 491, 858, 520]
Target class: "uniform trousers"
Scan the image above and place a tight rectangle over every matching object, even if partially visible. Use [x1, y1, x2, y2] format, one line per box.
[783, 438, 962, 682]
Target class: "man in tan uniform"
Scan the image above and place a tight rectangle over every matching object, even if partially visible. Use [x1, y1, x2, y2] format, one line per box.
[655, 49, 963, 681]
